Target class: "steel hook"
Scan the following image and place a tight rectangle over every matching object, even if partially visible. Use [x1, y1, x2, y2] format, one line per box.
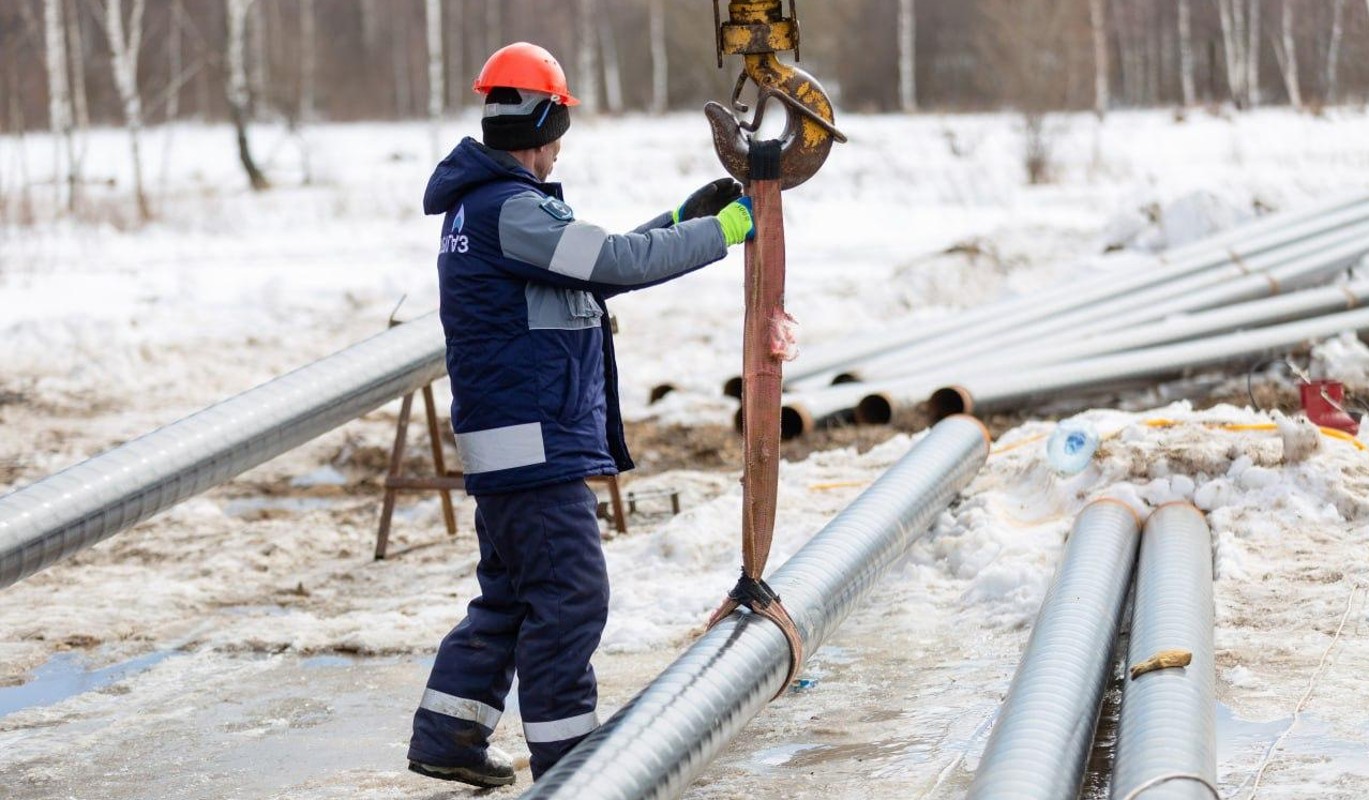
[705, 53, 847, 190]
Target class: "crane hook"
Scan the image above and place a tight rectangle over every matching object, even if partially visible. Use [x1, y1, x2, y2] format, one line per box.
[707, 1, 846, 190]
[705, 55, 846, 190]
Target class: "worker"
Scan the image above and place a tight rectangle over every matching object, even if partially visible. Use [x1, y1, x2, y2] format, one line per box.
[406, 42, 754, 788]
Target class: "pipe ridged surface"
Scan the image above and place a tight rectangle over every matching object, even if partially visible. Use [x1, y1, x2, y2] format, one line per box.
[968, 499, 1142, 799]
[0, 314, 446, 590]
[928, 305, 1369, 421]
[771, 194, 1369, 389]
[521, 415, 991, 800]
[1111, 503, 1216, 799]
[840, 221, 1369, 385]
[854, 280, 1369, 425]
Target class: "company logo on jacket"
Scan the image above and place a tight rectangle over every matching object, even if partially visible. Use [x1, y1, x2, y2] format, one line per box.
[442, 204, 469, 254]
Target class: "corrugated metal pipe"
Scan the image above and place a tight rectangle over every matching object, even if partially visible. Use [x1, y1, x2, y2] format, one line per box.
[759, 194, 1369, 394]
[520, 415, 991, 800]
[968, 499, 1142, 799]
[1111, 503, 1216, 799]
[0, 314, 446, 591]
[925, 305, 1369, 423]
[853, 280, 1369, 426]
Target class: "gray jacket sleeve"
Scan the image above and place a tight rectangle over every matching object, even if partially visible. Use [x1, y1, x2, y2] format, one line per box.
[497, 192, 728, 289]
[632, 211, 675, 234]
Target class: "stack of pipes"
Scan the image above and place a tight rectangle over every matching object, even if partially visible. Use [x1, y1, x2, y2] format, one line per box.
[519, 461, 1216, 799]
[969, 501, 1215, 799]
[707, 193, 1369, 437]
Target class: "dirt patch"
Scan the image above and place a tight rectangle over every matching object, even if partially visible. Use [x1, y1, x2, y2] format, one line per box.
[0, 459, 23, 487]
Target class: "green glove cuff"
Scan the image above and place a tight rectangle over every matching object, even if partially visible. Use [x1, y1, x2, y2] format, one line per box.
[716, 199, 754, 247]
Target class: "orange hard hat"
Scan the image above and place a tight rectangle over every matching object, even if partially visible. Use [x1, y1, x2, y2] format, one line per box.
[473, 42, 580, 107]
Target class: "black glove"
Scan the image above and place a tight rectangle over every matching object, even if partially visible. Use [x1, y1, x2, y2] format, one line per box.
[673, 177, 744, 223]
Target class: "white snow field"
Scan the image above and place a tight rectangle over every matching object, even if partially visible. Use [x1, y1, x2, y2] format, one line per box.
[2, 108, 1369, 799]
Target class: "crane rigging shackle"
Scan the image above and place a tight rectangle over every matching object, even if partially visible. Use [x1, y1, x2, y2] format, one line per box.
[707, 0, 846, 190]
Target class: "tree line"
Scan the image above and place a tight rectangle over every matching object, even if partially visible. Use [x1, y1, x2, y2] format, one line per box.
[2, 0, 1367, 220]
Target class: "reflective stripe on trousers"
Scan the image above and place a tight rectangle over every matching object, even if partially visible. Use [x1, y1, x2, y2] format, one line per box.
[524, 710, 599, 743]
[408, 479, 608, 779]
[419, 688, 503, 731]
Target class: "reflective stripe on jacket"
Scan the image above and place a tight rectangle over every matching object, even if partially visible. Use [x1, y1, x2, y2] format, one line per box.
[425, 137, 728, 494]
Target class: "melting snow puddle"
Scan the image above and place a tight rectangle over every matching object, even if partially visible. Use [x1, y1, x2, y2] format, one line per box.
[1217, 704, 1369, 782]
[751, 742, 827, 768]
[0, 652, 432, 799]
[302, 654, 358, 669]
[290, 465, 349, 487]
[0, 649, 180, 719]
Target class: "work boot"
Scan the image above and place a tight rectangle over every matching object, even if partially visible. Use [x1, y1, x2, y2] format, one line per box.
[408, 746, 516, 788]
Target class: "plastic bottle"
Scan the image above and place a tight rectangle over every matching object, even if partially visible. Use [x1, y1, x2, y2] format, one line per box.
[1045, 419, 1100, 475]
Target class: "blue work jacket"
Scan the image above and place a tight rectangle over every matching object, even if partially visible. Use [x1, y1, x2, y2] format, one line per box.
[425, 138, 728, 494]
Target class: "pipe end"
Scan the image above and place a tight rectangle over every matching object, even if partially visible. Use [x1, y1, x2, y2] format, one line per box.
[940, 413, 993, 448]
[1146, 500, 1207, 526]
[929, 385, 973, 423]
[780, 405, 813, 440]
[1085, 496, 1145, 530]
[854, 393, 893, 426]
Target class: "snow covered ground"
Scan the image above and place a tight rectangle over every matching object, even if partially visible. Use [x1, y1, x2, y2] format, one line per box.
[3, 107, 1369, 798]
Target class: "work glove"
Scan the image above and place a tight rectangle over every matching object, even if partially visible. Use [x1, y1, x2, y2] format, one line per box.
[673, 177, 744, 224]
[716, 197, 755, 247]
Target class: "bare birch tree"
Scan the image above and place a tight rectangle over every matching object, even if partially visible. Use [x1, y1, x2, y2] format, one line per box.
[226, 0, 268, 190]
[60, 0, 88, 202]
[1178, 0, 1197, 105]
[43, 0, 76, 211]
[248, 0, 268, 112]
[1246, 0, 1261, 106]
[577, 0, 601, 114]
[425, 0, 444, 157]
[445, 0, 464, 109]
[898, 0, 917, 112]
[649, 0, 667, 114]
[66, 0, 89, 134]
[1273, 0, 1302, 109]
[1089, 0, 1108, 115]
[300, 0, 316, 122]
[166, 0, 184, 121]
[1326, 0, 1345, 103]
[359, 0, 379, 55]
[600, 17, 623, 114]
[157, 0, 185, 195]
[1216, 0, 1250, 106]
[291, 0, 316, 185]
[98, 0, 151, 221]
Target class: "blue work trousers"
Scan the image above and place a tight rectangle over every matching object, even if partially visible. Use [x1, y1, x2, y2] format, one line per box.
[408, 479, 608, 779]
